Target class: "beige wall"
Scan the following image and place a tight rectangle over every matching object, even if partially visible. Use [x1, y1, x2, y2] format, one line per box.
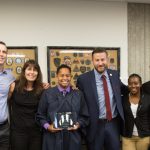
[128, 3, 150, 82]
[0, 0, 128, 82]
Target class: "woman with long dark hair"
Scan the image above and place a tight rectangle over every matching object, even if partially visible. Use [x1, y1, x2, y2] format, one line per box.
[10, 60, 44, 150]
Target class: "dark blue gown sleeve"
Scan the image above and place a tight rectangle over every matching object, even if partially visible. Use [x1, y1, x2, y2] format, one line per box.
[36, 90, 49, 127]
[77, 91, 89, 128]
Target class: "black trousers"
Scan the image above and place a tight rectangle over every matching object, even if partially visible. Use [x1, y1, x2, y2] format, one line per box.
[0, 122, 10, 150]
[11, 128, 42, 150]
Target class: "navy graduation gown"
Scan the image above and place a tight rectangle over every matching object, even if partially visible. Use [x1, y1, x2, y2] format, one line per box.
[36, 86, 89, 150]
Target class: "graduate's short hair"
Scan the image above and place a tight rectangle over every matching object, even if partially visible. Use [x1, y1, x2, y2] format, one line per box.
[56, 64, 71, 74]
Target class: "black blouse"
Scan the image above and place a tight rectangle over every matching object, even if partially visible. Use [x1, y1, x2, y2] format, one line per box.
[11, 89, 41, 130]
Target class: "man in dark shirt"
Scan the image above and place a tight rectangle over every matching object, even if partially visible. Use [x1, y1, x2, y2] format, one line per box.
[142, 81, 150, 94]
[142, 81, 150, 150]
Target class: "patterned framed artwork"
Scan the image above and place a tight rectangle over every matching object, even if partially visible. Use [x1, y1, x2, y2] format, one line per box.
[47, 46, 120, 87]
[5, 46, 38, 79]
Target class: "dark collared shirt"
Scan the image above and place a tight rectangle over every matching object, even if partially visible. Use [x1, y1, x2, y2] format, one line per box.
[57, 85, 71, 95]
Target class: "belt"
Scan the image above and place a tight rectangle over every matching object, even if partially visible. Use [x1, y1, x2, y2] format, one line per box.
[98, 117, 118, 123]
[0, 120, 8, 126]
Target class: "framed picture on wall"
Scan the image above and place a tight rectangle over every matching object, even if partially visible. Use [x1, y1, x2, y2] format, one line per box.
[5, 46, 38, 79]
[47, 46, 120, 87]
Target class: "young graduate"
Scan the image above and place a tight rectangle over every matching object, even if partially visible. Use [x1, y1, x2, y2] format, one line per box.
[36, 64, 89, 150]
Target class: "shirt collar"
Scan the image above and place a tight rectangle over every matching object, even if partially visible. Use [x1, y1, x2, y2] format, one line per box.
[0, 69, 7, 75]
[94, 69, 108, 79]
[57, 85, 71, 93]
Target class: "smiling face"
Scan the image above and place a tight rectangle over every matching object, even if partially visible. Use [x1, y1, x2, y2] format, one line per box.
[57, 68, 71, 89]
[24, 65, 38, 82]
[128, 76, 141, 95]
[0, 43, 7, 67]
[92, 52, 108, 73]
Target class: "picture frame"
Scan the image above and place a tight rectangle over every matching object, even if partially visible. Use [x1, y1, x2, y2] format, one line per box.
[47, 46, 120, 87]
[5, 46, 38, 79]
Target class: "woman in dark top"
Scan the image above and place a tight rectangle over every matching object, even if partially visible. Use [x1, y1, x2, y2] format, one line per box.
[10, 60, 44, 150]
[122, 74, 150, 150]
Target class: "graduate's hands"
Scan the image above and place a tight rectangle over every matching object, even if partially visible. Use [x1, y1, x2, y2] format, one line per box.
[47, 124, 62, 133]
[67, 122, 80, 131]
